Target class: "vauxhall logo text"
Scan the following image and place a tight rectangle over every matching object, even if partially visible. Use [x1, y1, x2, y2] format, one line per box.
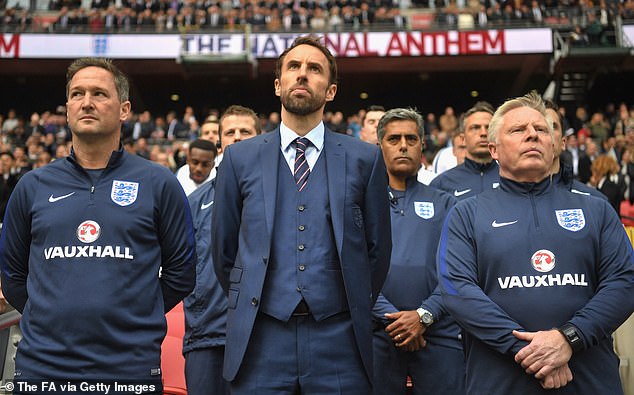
[498, 273, 588, 289]
[497, 248, 588, 289]
[44, 220, 134, 260]
[44, 245, 134, 260]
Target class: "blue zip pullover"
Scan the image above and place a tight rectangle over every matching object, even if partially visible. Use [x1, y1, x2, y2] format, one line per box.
[438, 176, 634, 394]
[0, 148, 196, 381]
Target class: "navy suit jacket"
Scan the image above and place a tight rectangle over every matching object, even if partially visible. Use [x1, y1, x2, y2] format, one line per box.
[212, 127, 391, 381]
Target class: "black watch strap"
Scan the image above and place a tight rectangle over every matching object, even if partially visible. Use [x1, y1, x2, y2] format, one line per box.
[558, 323, 584, 353]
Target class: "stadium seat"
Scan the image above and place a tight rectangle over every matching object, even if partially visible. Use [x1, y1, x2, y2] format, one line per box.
[162, 302, 187, 395]
[621, 201, 634, 226]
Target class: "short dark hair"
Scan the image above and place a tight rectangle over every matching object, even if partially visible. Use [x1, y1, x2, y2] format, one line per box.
[66, 58, 130, 102]
[543, 98, 562, 124]
[0, 151, 15, 160]
[459, 101, 494, 132]
[189, 138, 218, 157]
[275, 35, 338, 86]
[377, 108, 425, 142]
[361, 105, 386, 125]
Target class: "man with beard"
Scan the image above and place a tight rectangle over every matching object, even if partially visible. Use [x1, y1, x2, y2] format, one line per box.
[212, 35, 391, 394]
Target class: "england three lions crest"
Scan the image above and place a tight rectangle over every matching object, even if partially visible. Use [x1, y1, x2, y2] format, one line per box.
[111, 180, 139, 207]
[414, 202, 434, 219]
[555, 209, 585, 232]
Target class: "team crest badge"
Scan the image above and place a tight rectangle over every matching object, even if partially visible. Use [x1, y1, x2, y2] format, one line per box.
[555, 209, 585, 232]
[414, 202, 434, 219]
[111, 180, 139, 207]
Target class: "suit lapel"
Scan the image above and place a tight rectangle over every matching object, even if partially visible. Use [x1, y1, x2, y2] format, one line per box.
[324, 130, 345, 257]
[260, 130, 281, 242]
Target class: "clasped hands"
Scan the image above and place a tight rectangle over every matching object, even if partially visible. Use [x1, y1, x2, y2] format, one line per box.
[513, 329, 574, 389]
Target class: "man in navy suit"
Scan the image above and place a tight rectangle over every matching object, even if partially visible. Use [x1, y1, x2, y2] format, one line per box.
[212, 35, 392, 394]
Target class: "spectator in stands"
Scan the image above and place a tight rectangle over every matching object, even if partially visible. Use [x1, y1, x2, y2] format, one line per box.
[34, 151, 52, 169]
[590, 154, 626, 214]
[135, 137, 151, 160]
[310, 6, 327, 30]
[588, 111, 611, 143]
[329, 6, 343, 30]
[614, 103, 634, 136]
[439, 106, 458, 136]
[564, 132, 592, 183]
[529, 0, 544, 24]
[26, 112, 44, 137]
[166, 110, 188, 140]
[475, 4, 488, 26]
[586, 11, 604, 45]
[55, 142, 69, 159]
[620, 145, 634, 204]
[359, 105, 386, 145]
[2, 109, 18, 134]
[0, 152, 17, 222]
[263, 111, 280, 133]
[430, 101, 498, 200]
[569, 24, 590, 46]
[207, 5, 225, 28]
[327, 110, 348, 134]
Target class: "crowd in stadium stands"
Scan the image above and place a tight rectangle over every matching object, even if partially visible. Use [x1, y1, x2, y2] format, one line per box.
[1, 100, 633, 223]
[0, 0, 633, 34]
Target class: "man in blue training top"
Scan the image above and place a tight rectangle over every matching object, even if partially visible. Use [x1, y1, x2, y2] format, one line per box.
[372, 108, 463, 395]
[0, 58, 196, 391]
[430, 101, 498, 200]
[438, 91, 634, 394]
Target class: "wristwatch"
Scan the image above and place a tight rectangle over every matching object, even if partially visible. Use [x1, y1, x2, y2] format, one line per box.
[416, 308, 434, 327]
[558, 323, 583, 353]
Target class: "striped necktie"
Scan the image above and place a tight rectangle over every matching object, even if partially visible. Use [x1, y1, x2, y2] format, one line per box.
[293, 137, 311, 192]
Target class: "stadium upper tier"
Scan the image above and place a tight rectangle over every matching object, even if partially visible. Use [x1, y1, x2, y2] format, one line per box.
[0, 1, 631, 34]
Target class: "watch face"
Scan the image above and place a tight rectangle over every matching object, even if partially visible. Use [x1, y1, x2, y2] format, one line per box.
[422, 313, 433, 325]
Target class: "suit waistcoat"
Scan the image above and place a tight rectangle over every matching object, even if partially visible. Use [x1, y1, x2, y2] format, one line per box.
[259, 150, 348, 322]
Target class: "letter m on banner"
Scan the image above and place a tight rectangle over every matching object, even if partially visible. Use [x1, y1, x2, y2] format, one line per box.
[0, 34, 20, 58]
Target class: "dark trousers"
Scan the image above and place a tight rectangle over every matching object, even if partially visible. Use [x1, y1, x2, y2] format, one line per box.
[373, 329, 466, 395]
[231, 311, 370, 394]
[185, 346, 230, 395]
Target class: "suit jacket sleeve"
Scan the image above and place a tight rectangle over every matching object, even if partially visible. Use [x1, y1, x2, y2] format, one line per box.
[365, 148, 392, 303]
[211, 146, 241, 293]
